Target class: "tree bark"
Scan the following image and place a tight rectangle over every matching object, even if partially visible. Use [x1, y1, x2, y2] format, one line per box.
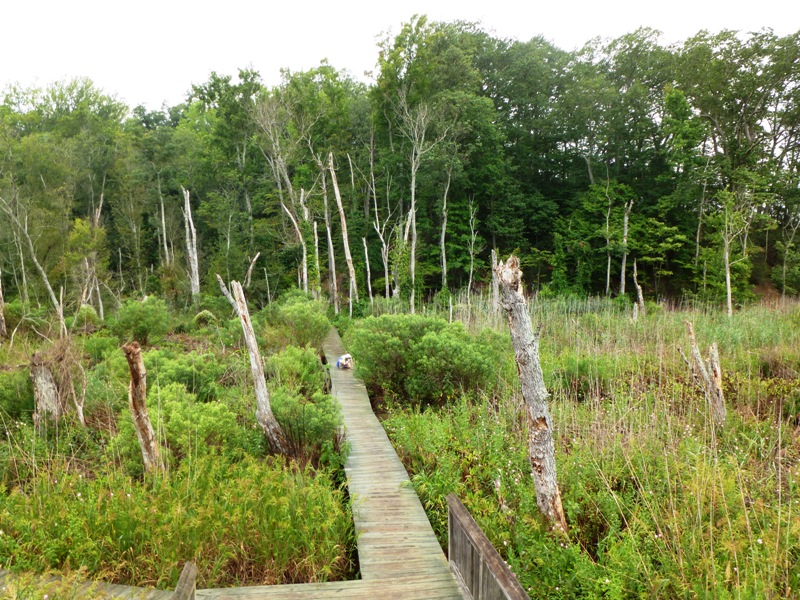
[181, 187, 201, 303]
[632, 259, 646, 319]
[281, 199, 308, 295]
[31, 352, 62, 427]
[231, 281, 287, 454]
[363, 237, 373, 306]
[329, 153, 359, 303]
[684, 321, 726, 428]
[122, 342, 165, 474]
[440, 167, 451, 290]
[620, 199, 633, 296]
[491, 250, 500, 314]
[496, 256, 568, 533]
[245, 252, 260, 289]
[313, 222, 322, 300]
[321, 171, 339, 313]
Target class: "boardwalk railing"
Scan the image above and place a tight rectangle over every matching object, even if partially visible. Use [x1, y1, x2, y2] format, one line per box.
[169, 562, 197, 600]
[447, 493, 529, 600]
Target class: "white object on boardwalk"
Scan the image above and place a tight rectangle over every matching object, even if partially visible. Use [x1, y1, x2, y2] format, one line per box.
[336, 353, 354, 369]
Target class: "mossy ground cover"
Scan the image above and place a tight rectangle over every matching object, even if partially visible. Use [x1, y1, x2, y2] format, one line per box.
[349, 297, 800, 598]
[0, 294, 355, 591]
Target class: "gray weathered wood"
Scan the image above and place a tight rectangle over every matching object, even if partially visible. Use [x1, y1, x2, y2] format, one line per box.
[496, 255, 568, 532]
[181, 187, 200, 302]
[170, 562, 198, 600]
[123, 342, 165, 474]
[231, 280, 287, 453]
[447, 494, 529, 600]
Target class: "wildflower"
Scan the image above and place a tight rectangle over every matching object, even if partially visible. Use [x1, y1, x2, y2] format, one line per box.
[757, 538, 763, 544]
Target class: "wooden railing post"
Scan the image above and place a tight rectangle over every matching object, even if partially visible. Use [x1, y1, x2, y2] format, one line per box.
[447, 493, 529, 600]
[170, 562, 198, 600]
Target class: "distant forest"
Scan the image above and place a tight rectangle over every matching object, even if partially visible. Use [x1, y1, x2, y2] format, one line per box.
[1, 17, 799, 316]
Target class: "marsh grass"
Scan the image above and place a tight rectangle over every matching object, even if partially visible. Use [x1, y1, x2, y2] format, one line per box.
[368, 293, 800, 598]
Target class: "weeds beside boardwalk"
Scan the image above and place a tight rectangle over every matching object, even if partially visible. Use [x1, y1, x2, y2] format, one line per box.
[350, 295, 800, 598]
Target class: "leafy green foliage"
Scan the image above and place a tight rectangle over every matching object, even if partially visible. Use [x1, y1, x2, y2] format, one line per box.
[111, 297, 171, 345]
[0, 369, 34, 421]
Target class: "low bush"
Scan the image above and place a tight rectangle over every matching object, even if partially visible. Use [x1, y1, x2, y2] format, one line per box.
[111, 297, 171, 345]
[0, 369, 34, 421]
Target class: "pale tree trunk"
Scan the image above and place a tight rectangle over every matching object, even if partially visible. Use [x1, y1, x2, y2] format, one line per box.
[231, 281, 287, 454]
[181, 187, 200, 303]
[0, 269, 6, 339]
[491, 249, 500, 313]
[329, 153, 359, 304]
[466, 199, 479, 322]
[620, 199, 633, 296]
[363, 237, 373, 306]
[724, 230, 733, 317]
[440, 167, 452, 290]
[245, 253, 260, 289]
[216, 273, 239, 316]
[281, 200, 308, 294]
[122, 342, 165, 474]
[682, 321, 726, 428]
[313, 222, 322, 300]
[496, 256, 568, 533]
[632, 259, 646, 319]
[157, 171, 171, 266]
[321, 171, 339, 313]
[31, 353, 62, 428]
[605, 187, 612, 297]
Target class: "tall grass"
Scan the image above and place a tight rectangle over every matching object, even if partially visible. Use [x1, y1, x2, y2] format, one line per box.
[364, 292, 800, 598]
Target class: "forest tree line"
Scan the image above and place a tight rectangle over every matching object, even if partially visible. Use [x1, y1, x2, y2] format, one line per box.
[1, 17, 799, 321]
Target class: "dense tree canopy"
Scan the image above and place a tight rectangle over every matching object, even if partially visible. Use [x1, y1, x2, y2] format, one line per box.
[2, 22, 799, 316]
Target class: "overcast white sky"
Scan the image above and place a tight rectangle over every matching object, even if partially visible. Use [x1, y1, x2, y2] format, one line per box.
[2, 0, 798, 111]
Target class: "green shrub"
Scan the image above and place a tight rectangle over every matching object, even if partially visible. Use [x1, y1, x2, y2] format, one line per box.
[82, 334, 120, 365]
[266, 345, 328, 398]
[71, 304, 101, 332]
[144, 348, 227, 403]
[108, 382, 262, 476]
[345, 315, 505, 405]
[278, 299, 331, 349]
[111, 297, 170, 345]
[193, 309, 216, 328]
[271, 386, 343, 467]
[0, 369, 34, 421]
[344, 314, 448, 401]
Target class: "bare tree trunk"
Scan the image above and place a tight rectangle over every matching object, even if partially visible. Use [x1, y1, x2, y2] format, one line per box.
[231, 281, 287, 454]
[363, 237, 373, 306]
[723, 229, 734, 318]
[122, 342, 165, 474]
[496, 256, 568, 533]
[440, 167, 452, 290]
[491, 249, 500, 313]
[313, 222, 322, 300]
[632, 259, 646, 318]
[157, 172, 171, 266]
[329, 153, 359, 303]
[181, 187, 200, 303]
[216, 273, 239, 316]
[245, 252, 260, 289]
[467, 199, 478, 322]
[682, 321, 726, 428]
[620, 199, 633, 296]
[0, 269, 6, 339]
[31, 353, 62, 427]
[321, 172, 339, 313]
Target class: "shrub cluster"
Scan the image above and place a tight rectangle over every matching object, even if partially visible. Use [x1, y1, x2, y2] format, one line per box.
[344, 314, 509, 405]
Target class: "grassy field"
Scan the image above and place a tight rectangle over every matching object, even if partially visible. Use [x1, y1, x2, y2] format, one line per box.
[348, 295, 800, 598]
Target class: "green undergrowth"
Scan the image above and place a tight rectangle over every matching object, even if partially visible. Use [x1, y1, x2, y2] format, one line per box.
[354, 301, 800, 598]
[0, 291, 354, 590]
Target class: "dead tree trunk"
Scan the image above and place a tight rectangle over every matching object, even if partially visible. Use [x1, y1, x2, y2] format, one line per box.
[245, 253, 260, 289]
[181, 187, 200, 303]
[329, 153, 359, 303]
[496, 255, 568, 533]
[619, 199, 633, 296]
[313, 222, 322, 300]
[31, 353, 62, 427]
[681, 321, 726, 428]
[491, 250, 500, 314]
[363, 237, 373, 306]
[440, 167, 452, 290]
[231, 280, 287, 454]
[122, 342, 165, 474]
[0, 269, 6, 339]
[632, 260, 646, 320]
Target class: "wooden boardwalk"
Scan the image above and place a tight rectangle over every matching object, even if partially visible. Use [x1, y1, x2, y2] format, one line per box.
[7, 329, 462, 599]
